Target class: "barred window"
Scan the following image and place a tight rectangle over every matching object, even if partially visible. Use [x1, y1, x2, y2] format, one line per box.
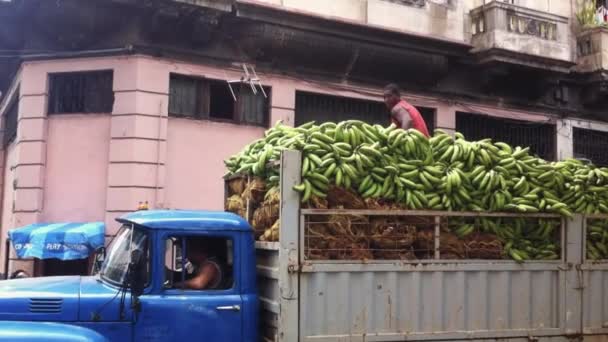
[456, 112, 556, 160]
[3, 95, 18, 147]
[295, 91, 436, 134]
[573, 127, 608, 167]
[48, 71, 114, 114]
[169, 74, 269, 127]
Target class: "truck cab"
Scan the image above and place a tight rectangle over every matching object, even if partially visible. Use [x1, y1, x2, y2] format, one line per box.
[0, 210, 258, 342]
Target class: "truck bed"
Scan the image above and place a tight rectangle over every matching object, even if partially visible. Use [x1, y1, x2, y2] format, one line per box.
[248, 152, 608, 342]
[256, 239, 608, 342]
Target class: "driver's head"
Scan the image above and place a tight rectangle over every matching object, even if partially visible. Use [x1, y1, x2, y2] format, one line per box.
[186, 238, 209, 263]
[383, 83, 401, 110]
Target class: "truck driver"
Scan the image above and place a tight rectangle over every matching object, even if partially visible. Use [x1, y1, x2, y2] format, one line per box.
[175, 238, 224, 290]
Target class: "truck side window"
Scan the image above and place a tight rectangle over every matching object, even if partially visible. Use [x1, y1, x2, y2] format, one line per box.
[164, 236, 234, 291]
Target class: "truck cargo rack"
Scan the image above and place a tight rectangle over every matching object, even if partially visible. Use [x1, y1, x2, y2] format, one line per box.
[300, 209, 565, 264]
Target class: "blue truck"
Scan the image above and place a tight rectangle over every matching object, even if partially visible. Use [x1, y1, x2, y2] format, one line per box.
[0, 151, 607, 342]
[0, 210, 259, 342]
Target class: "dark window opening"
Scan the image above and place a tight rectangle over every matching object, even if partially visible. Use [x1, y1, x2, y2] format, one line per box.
[48, 71, 114, 114]
[164, 236, 234, 291]
[295, 91, 436, 134]
[169, 74, 269, 127]
[456, 112, 556, 160]
[43, 258, 89, 277]
[573, 127, 608, 167]
[3, 94, 18, 147]
[209, 82, 235, 121]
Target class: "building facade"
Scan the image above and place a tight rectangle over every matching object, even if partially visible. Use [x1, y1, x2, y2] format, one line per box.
[1, 0, 608, 276]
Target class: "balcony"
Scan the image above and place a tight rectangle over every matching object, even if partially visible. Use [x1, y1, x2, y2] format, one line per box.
[576, 27, 608, 73]
[575, 27, 608, 108]
[469, 1, 574, 73]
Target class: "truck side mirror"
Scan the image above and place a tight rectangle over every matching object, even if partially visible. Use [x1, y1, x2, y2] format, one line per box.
[128, 250, 146, 299]
[91, 247, 106, 275]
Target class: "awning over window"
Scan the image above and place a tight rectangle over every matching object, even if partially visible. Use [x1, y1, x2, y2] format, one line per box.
[8, 222, 105, 260]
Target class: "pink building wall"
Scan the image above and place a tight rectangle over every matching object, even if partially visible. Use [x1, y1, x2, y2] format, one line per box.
[0, 143, 16, 274]
[165, 118, 265, 211]
[42, 115, 111, 222]
[0, 54, 560, 275]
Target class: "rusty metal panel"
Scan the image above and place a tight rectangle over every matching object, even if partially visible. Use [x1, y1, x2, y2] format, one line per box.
[299, 266, 565, 341]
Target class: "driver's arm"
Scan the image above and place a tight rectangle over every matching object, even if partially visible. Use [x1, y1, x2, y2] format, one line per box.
[175, 263, 217, 290]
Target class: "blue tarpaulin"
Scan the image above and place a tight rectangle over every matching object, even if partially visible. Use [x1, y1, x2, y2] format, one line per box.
[8, 222, 105, 260]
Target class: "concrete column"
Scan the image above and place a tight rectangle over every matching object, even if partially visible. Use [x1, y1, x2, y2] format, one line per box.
[105, 57, 169, 236]
[556, 119, 574, 160]
[435, 101, 457, 135]
[270, 84, 295, 127]
[5, 65, 51, 276]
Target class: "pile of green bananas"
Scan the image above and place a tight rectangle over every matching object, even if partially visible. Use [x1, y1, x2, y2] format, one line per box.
[451, 217, 561, 260]
[225, 120, 608, 260]
[587, 219, 608, 260]
[557, 159, 608, 214]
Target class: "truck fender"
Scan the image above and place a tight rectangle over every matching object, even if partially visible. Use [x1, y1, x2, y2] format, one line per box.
[0, 321, 109, 342]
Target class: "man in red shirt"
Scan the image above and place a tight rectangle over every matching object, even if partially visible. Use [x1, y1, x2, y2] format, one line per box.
[383, 84, 430, 138]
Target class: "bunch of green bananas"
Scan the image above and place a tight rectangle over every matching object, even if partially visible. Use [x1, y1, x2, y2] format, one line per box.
[451, 217, 561, 262]
[587, 219, 608, 260]
[225, 120, 608, 261]
[557, 159, 608, 215]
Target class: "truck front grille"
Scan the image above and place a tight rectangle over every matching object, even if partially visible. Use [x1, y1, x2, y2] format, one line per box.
[29, 298, 63, 313]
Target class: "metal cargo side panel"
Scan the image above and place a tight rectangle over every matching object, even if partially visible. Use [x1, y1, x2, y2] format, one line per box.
[256, 242, 281, 342]
[299, 264, 566, 342]
[582, 265, 608, 337]
[582, 215, 608, 340]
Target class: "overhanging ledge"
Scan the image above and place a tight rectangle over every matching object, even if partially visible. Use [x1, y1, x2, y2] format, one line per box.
[234, 0, 472, 59]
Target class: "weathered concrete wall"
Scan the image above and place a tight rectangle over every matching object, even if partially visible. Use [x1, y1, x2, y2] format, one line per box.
[247, 0, 467, 42]
[472, 0, 571, 17]
[246, 0, 573, 45]
[367, 0, 466, 42]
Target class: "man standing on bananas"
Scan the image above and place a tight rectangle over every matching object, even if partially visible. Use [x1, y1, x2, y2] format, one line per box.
[383, 84, 430, 137]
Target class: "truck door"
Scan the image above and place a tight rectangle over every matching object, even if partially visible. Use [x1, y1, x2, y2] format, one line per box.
[134, 234, 242, 342]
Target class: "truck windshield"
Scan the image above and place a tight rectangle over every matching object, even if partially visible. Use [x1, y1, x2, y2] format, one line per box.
[100, 224, 149, 286]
